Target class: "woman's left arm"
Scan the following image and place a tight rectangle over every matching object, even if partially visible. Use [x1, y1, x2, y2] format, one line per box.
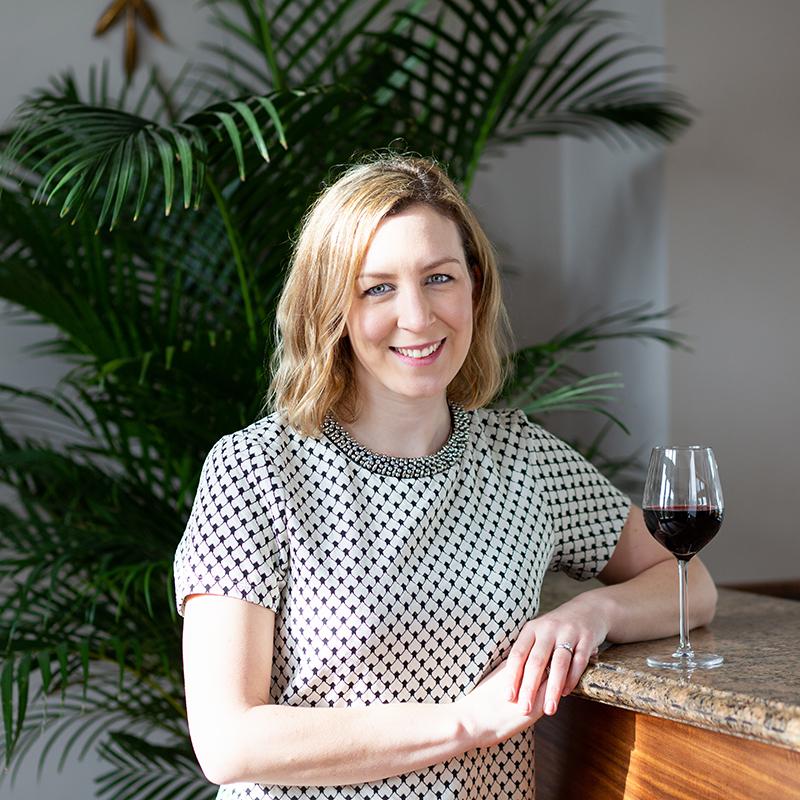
[506, 504, 719, 716]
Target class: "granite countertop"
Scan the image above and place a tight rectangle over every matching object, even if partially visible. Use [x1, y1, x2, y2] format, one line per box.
[538, 572, 800, 752]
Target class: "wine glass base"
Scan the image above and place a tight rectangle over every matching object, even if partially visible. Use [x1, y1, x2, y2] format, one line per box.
[646, 652, 724, 669]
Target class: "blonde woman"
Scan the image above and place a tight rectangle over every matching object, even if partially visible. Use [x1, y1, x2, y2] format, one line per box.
[173, 154, 718, 799]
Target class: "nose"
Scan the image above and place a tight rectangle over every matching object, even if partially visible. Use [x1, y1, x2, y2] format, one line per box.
[396, 284, 434, 332]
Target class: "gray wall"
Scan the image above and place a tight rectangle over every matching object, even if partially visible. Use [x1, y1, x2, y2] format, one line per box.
[663, 0, 800, 582]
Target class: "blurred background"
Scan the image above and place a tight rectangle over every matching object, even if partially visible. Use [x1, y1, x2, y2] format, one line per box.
[0, 0, 798, 797]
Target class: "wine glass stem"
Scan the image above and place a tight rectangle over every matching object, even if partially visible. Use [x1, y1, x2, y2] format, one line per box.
[676, 558, 693, 657]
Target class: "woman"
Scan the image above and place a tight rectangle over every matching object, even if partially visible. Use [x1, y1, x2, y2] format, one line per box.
[173, 154, 718, 798]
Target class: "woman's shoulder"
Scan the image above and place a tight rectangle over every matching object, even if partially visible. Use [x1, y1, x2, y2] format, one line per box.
[469, 406, 567, 453]
[205, 410, 312, 465]
[471, 404, 555, 437]
[470, 404, 529, 431]
[467, 405, 533, 455]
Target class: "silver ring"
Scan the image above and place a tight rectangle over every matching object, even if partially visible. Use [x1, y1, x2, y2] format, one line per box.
[556, 641, 575, 656]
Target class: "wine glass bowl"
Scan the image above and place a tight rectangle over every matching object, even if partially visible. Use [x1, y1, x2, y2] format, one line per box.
[642, 446, 724, 669]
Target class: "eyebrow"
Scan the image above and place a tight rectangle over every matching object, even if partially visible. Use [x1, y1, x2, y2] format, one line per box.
[358, 257, 461, 282]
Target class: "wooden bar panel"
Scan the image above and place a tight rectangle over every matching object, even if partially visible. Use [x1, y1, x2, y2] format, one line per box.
[535, 695, 800, 800]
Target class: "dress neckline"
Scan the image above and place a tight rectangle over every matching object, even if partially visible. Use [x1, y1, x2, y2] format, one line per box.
[322, 401, 469, 478]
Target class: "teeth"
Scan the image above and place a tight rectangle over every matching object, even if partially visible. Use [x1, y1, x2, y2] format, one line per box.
[395, 340, 442, 358]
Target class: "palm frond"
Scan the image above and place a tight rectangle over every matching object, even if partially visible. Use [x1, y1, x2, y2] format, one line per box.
[499, 303, 688, 431]
[513, 369, 629, 433]
[199, 0, 401, 90]
[95, 731, 211, 800]
[540, 301, 691, 355]
[360, 0, 692, 189]
[0, 88, 302, 230]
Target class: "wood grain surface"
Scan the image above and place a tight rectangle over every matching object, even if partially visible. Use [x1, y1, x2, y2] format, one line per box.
[535, 695, 800, 800]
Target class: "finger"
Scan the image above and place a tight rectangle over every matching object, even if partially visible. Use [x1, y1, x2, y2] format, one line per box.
[561, 645, 594, 697]
[544, 646, 574, 714]
[527, 678, 548, 719]
[518, 635, 554, 713]
[505, 625, 537, 702]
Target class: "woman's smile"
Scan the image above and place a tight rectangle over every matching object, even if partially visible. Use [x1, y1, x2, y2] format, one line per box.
[389, 337, 446, 363]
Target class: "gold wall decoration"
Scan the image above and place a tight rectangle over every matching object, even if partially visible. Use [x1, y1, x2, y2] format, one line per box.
[93, 0, 168, 80]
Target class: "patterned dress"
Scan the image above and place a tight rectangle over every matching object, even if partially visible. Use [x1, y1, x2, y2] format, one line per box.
[173, 403, 631, 799]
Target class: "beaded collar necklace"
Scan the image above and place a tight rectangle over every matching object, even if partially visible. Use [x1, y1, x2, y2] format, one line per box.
[322, 401, 469, 478]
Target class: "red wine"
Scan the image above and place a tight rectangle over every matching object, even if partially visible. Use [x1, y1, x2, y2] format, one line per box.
[642, 505, 723, 561]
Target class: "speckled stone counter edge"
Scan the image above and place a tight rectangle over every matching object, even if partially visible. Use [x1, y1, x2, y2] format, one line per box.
[572, 660, 800, 752]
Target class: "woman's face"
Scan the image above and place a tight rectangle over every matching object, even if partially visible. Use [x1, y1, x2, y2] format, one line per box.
[344, 203, 475, 405]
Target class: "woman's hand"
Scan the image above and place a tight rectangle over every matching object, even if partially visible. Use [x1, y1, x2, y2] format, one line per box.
[505, 597, 611, 717]
[455, 658, 548, 750]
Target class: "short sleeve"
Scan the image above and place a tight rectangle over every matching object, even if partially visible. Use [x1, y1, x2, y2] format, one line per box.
[172, 431, 288, 618]
[519, 412, 631, 581]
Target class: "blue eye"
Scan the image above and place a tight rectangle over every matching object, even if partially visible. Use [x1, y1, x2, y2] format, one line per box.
[364, 283, 391, 297]
[428, 273, 453, 284]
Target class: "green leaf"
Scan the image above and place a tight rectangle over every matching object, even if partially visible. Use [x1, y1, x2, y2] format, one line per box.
[1, 657, 13, 764]
[142, 563, 156, 619]
[36, 650, 53, 694]
[14, 653, 31, 746]
[55, 642, 69, 702]
[253, 95, 289, 148]
[213, 111, 246, 180]
[231, 100, 270, 161]
[146, 128, 176, 215]
[169, 127, 195, 210]
[133, 130, 153, 221]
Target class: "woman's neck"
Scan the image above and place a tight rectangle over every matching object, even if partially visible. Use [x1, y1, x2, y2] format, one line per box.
[339, 394, 452, 459]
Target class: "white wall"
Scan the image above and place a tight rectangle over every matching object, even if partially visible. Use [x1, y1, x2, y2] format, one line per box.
[663, 1, 800, 582]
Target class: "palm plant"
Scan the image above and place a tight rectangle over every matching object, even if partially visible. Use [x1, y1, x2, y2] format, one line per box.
[0, 0, 690, 797]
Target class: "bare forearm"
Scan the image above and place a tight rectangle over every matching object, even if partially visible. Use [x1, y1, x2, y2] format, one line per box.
[210, 700, 469, 787]
[568, 557, 718, 643]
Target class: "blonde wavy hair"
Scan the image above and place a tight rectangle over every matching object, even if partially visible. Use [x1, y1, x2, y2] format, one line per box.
[262, 152, 514, 437]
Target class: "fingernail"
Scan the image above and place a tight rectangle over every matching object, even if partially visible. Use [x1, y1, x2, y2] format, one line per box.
[524, 701, 532, 714]
[546, 700, 556, 715]
[507, 687, 515, 701]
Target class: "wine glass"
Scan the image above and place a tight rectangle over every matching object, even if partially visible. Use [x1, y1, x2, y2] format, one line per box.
[642, 446, 724, 669]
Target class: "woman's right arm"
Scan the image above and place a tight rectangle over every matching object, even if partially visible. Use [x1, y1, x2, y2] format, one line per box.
[182, 594, 545, 787]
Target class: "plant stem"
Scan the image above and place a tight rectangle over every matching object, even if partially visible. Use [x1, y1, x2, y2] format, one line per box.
[256, 2, 285, 91]
[204, 173, 258, 350]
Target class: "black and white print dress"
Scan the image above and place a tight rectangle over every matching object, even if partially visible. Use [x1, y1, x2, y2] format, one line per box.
[173, 403, 631, 799]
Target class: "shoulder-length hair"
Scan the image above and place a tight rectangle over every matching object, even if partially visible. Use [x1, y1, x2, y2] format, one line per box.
[262, 152, 514, 437]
